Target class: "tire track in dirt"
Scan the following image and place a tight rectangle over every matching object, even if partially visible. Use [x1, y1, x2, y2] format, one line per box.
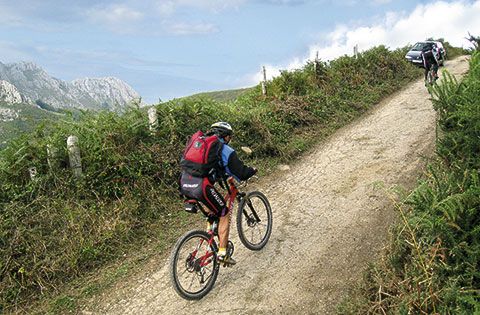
[86, 57, 469, 315]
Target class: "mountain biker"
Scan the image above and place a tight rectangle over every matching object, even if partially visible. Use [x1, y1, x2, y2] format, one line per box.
[179, 122, 257, 265]
[421, 43, 439, 84]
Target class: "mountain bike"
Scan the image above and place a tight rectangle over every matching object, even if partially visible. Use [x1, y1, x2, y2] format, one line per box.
[169, 176, 273, 300]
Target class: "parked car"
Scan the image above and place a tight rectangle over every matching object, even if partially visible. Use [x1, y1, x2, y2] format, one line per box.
[405, 41, 446, 67]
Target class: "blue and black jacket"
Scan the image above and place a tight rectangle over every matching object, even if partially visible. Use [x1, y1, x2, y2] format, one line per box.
[217, 138, 256, 182]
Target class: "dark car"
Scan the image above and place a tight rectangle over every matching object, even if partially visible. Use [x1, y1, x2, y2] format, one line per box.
[405, 41, 446, 67]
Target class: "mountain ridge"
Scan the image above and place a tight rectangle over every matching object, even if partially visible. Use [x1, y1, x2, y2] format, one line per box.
[0, 61, 142, 110]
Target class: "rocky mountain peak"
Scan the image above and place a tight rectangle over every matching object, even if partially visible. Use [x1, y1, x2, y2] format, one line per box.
[0, 80, 26, 104]
[71, 77, 141, 109]
[9, 61, 41, 71]
[0, 61, 142, 110]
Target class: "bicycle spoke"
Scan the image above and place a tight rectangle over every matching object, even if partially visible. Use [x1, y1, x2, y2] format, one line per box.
[202, 268, 213, 282]
[187, 273, 196, 290]
[179, 267, 189, 277]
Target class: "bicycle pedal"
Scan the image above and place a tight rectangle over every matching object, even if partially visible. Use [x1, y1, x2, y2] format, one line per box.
[217, 255, 236, 267]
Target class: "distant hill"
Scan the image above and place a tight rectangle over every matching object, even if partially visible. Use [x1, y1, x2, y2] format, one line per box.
[0, 61, 142, 111]
[185, 87, 253, 102]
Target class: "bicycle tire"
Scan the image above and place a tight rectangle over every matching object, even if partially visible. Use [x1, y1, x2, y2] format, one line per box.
[169, 230, 219, 300]
[236, 191, 273, 251]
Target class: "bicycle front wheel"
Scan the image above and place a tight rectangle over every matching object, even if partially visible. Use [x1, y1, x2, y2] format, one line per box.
[169, 230, 219, 300]
[237, 191, 272, 250]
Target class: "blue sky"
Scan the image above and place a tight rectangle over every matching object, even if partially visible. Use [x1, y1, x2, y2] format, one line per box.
[0, 0, 479, 103]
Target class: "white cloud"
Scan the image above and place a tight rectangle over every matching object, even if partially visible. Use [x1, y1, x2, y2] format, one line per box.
[0, 4, 24, 26]
[370, 0, 392, 5]
[165, 22, 219, 35]
[312, 0, 480, 60]
[248, 0, 480, 85]
[259, 0, 309, 5]
[86, 4, 144, 34]
[155, 0, 245, 16]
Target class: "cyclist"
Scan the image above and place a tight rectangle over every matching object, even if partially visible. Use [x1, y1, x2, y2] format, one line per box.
[179, 122, 257, 265]
[421, 43, 439, 85]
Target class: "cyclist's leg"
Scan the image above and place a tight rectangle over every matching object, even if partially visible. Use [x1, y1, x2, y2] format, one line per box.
[202, 181, 230, 248]
[201, 181, 236, 264]
[433, 63, 439, 78]
[424, 64, 430, 81]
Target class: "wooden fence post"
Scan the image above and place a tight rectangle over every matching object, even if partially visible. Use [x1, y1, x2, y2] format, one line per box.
[261, 66, 267, 96]
[148, 107, 158, 133]
[67, 136, 83, 179]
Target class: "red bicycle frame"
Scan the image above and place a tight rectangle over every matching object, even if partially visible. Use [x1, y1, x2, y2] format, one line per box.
[225, 177, 238, 213]
[188, 177, 239, 268]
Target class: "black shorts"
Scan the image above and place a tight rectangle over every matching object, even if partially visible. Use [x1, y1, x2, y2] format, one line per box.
[180, 171, 229, 217]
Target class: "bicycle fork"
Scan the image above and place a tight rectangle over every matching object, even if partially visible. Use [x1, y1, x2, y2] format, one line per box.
[243, 197, 262, 226]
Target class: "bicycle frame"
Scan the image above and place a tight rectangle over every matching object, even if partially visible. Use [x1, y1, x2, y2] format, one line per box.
[184, 178, 241, 268]
[183, 177, 262, 266]
[193, 238, 215, 268]
[225, 177, 239, 212]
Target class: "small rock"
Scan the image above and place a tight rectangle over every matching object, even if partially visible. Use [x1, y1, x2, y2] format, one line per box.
[241, 146, 252, 155]
[277, 164, 290, 171]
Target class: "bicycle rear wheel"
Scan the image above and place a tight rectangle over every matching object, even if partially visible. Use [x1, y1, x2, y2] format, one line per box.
[236, 191, 272, 250]
[169, 230, 219, 300]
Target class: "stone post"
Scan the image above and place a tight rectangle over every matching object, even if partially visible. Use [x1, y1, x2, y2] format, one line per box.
[46, 144, 59, 170]
[148, 107, 158, 133]
[67, 136, 83, 179]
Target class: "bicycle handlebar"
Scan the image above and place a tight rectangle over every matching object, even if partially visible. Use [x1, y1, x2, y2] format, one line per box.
[236, 175, 259, 189]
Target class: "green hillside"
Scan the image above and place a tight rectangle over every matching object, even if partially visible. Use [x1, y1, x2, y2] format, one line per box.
[0, 45, 423, 313]
[183, 87, 253, 102]
[0, 102, 63, 149]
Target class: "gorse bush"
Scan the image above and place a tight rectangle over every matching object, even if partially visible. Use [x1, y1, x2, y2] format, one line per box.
[340, 52, 479, 314]
[0, 46, 421, 312]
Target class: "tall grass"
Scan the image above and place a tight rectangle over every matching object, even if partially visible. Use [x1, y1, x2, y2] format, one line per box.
[0, 46, 421, 312]
[339, 52, 480, 314]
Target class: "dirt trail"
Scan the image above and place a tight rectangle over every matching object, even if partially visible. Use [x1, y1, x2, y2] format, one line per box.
[87, 57, 469, 315]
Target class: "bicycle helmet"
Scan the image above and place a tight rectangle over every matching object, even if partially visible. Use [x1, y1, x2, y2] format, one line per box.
[210, 121, 233, 138]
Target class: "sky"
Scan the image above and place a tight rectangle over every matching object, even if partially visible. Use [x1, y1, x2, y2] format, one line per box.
[0, 0, 479, 104]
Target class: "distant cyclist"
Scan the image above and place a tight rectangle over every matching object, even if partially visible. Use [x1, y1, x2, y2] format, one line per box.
[421, 43, 439, 85]
[179, 122, 257, 265]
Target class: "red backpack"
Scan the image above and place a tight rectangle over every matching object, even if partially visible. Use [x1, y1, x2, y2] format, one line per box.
[180, 131, 223, 177]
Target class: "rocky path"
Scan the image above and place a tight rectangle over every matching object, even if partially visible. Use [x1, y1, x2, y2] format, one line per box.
[86, 57, 469, 315]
